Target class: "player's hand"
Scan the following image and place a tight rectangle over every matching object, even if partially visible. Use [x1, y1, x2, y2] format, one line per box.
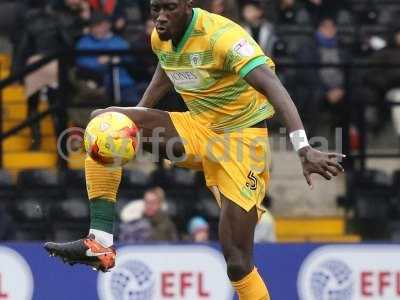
[298, 146, 345, 189]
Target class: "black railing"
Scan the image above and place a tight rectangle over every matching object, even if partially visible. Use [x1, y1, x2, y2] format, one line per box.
[0, 50, 399, 171]
[0, 49, 139, 168]
[0, 53, 59, 165]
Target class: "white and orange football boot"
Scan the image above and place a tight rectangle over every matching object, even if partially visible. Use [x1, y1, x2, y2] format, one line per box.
[44, 234, 116, 272]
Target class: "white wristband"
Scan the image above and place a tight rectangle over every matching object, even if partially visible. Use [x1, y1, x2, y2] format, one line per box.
[289, 129, 309, 151]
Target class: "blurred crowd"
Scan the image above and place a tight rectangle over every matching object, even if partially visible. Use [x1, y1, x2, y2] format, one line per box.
[0, 0, 398, 143]
[0, 180, 276, 243]
[116, 186, 275, 243]
[0, 0, 400, 241]
[0, 0, 397, 149]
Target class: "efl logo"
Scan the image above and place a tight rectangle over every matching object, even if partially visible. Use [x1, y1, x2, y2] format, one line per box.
[0, 246, 33, 300]
[97, 245, 233, 300]
[298, 245, 400, 299]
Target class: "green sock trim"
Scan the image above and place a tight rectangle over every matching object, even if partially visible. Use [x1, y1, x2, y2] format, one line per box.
[90, 198, 115, 234]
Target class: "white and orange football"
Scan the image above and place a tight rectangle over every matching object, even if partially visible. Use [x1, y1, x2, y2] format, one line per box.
[84, 111, 138, 166]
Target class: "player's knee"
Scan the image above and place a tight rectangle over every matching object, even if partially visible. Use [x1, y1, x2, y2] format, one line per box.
[225, 252, 252, 280]
[90, 106, 119, 120]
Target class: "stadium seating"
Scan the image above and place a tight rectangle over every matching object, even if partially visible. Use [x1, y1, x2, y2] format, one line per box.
[50, 196, 89, 221]
[1, 55, 58, 170]
[0, 54, 10, 79]
[0, 169, 15, 207]
[51, 222, 88, 242]
[276, 217, 361, 243]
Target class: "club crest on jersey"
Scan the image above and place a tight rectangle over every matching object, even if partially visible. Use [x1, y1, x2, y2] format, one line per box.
[232, 38, 255, 57]
[190, 53, 202, 67]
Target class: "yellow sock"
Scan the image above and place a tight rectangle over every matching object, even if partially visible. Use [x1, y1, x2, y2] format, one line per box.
[232, 267, 270, 300]
[85, 157, 122, 202]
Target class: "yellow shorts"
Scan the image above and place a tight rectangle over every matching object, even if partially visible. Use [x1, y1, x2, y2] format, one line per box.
[169, 112, 271, 218]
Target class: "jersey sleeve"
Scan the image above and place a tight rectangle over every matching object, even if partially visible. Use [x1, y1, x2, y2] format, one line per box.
[213, 27, 272, 77]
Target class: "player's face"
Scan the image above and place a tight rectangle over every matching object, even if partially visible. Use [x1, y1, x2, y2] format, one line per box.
[150, 0, 191, 41]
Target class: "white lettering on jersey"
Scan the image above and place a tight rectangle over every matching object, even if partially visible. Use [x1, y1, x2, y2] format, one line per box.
[166, 70, 202, 88]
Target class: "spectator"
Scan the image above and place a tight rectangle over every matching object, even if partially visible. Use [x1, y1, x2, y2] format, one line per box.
[304, 0, 350, 25]
[199, 0, 240, 22]
[241, 0, 277, 56]
[254, 209, 276, 243]
[364, 28, 400, 132]
[130, 18, 158, 91]
[276, 0, 311, 25]
[76, 12, 139, 106]
[12, 0, 86, 149]
[118, 199, 152, 242]
[119, 187, 178, 242]
[296, 18, 350, 135]
[134, 0, 150, 22]
[128, 18, 186, 111]
[141, 187, 178, 241]
[379, 4, 400, 28]
[87, 0, 127, 33]
[52, 0, 91, 39]
[187, 216, 210, 242]
[0, 0, 25, 52]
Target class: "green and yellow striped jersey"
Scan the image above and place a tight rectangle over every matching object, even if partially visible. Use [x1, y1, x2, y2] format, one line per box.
[151, 8, 275, 133]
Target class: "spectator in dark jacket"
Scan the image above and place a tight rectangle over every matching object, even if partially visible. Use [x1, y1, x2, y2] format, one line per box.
[12, 0, 87, 74]
[276, 0, 311, 25]
[304, 0, 350, 24]
[142, 187, 178, 241]
[198, 0, 240, 22]
[76, 12, 138, 105]
[51, 0, 91, 44]
[296, 17, 350, 135]
[87, 0, 127, 33]
[12, 0, 87, 149]
[363, 28, 400, 132]
[241, 0, 277, 56]
[130, 18, 158, 88]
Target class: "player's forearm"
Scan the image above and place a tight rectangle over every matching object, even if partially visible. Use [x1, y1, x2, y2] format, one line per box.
[137, 64, 173, 108]
[245, 65, 304, 133]
[265, 82, 304, 134]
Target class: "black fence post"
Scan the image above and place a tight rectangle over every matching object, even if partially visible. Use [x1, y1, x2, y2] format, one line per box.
[108, 63, 113, 104]
[57, 55, 69, 169]
[343, 64, 352, 169]
[358, 98, 367, 172]
[0, 61, 3, 168]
